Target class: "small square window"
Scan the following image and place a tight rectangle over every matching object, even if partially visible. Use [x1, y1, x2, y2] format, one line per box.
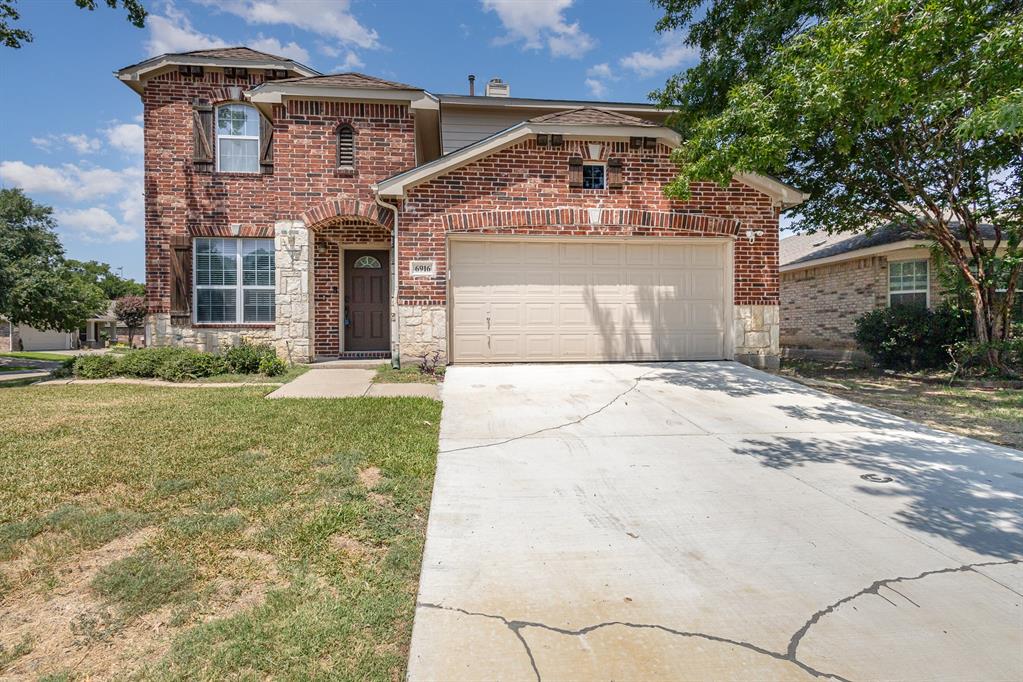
[582, 164, 605, 190]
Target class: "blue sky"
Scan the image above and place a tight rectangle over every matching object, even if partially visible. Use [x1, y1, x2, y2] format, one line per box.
[0, 0, 699, 281]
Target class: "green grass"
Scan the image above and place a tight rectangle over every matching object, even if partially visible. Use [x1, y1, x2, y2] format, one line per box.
[0, 351, 69, 361]
[373, 363, 442, 384]
[0, 384, 442, 679]
[0, 365, 35, 372]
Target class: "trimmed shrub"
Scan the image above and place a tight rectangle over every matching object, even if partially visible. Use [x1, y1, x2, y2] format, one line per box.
[52, 357, 76, 378]
[154, 352, 226, 382]
[224, 341, 277, 374]
[854, 303, 973, 370]
[118, 347, 194, 378]
[73, 354, 121, 379]
[258, 355, 286, 377]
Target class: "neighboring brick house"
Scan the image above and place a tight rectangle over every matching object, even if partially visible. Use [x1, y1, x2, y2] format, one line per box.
[779, 224, 1003, 349]
[118, 47, 805, 367]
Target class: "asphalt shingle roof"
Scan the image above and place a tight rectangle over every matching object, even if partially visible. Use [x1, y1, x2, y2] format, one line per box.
[780, 223, 999, 266]
[265, 72, 420, 90]
[172, 47, 294, 62]
[529, 107, 658, 126]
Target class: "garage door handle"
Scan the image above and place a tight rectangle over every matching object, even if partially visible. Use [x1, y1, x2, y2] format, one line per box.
[486, 315, 491, 330]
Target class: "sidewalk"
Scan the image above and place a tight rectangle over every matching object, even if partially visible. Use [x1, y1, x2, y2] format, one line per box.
[266, 368, 439, 399]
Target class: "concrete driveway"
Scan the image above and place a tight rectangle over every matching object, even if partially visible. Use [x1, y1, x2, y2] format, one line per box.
[409, 362, 1023, 682]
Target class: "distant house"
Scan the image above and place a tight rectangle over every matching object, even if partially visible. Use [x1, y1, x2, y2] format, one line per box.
[0, 320, 75, 352]
[1, 303, 145, 352]
[779, 224, 1006, 350]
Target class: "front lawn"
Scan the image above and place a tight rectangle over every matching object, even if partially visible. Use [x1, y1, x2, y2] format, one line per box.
[777, 359, 1023, 450]
[0, 384, 441, 680]
[0, 351, 69, 362]
[373, 363, 443, 384]
[0, 365, 35, 373]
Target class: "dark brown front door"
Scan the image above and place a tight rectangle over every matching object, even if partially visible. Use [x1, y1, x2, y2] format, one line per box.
[344, 250, 390, 351]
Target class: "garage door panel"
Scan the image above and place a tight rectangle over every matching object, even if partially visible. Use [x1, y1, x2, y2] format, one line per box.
[451, 239, 729, 362]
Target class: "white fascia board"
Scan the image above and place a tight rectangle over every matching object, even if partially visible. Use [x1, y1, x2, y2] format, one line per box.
[734, 172, 809, 208]
[247, 84, 427, 106]
[439, 95, 675, 115]
[376, 123, 680, 197]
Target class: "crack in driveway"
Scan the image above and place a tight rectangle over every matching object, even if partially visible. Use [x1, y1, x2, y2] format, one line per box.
[438, 368, 659, 455]
[418, 557, 1021, 682]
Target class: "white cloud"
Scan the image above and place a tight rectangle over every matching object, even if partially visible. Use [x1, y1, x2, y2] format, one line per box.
[249, 35, 311, 63]
[481, 0, 594, 58]
[317, 42, 341, 58]
[30, 134, 101, 155]
[585, 78, 608, 98]
[587, 63, 614, 79]
[0, 161, 140, 201]
[105, 123, 145, 156]
[55, 207, 139, 243]
[198, 0, 379, 49]
[334, 51, 365, 71]
[0, 161, 144, 243]
[145, 1, 228, 55]
[619, 33, 697, 78]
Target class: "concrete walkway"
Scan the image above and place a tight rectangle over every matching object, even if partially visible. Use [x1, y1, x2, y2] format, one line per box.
[410, 361, 1022, 682]
[266, 368, 439, 399]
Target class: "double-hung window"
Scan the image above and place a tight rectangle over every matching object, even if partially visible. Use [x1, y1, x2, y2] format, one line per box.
[216, 104, 260, 173]
[195, 238, 275, 323]
[582, 163, 606, 189]
[888, 260, 928, 307]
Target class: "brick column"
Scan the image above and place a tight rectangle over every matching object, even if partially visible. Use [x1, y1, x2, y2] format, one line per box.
[275, 220, 314, 363]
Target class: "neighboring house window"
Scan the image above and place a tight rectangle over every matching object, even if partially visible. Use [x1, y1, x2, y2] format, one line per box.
[582, 163, 606, 190]
[337, 125, 355, 169]
[216, 104, 260, 173]
[194, 238, 275, 323]
[889, 260, 929, 307]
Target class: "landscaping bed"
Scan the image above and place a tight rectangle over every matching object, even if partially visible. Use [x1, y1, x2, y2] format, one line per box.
[0, 383, 441, 680]
[64, 343, 294, 384]
[776, 358, 1023, 450]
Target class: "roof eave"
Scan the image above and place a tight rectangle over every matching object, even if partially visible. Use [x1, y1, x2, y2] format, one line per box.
[734, 172, 809, 208]
[114, 54, 320, 94]
[780, 239, 930, 271]
[247, 83, 433, 108]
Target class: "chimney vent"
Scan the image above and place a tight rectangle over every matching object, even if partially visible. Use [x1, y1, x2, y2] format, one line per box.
[468, 74, 476, 96]
[485, 77, 510, 98]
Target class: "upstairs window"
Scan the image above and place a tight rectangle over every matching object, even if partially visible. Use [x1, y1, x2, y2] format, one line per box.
[582, 163, 606, 190]
[889, 260, 928, 307]
[217, 104, 260, 173]
[195, 238, 275, 323]
[337, 125, 355, 169]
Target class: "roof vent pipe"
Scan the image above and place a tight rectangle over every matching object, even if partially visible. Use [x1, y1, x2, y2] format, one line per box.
[468, 74, 476, 96]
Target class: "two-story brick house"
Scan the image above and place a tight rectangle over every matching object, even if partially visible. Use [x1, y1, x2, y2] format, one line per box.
[117, 47, 805, 367]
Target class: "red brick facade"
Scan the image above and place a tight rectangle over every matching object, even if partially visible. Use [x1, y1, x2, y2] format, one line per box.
[398, 139, 780, 307]
[139, 66, 782, 360]
[142, 69, 414, 319]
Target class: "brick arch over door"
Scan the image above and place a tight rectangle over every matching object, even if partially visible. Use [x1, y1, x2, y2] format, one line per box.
[312, 216, 393, 358]
[301, 198, 394, 231]
[442, 208, 742, 236]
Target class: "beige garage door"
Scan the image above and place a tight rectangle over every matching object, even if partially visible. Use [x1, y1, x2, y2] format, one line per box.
[450, 239, 730, 362]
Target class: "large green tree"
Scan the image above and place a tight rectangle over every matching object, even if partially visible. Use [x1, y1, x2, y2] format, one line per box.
[1, 0, 146, 49]
[655, 0, 1022, 369]
[0, 189, 106, 331]
[66, 259, 145, 300]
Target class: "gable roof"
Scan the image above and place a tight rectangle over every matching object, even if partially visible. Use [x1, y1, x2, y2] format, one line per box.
[263, 72, 420, 90]
[781, 223, 999, 269]
[375, 111, 805, 206]
[529, 107, 657, 127]
[170, 47, 292, 61]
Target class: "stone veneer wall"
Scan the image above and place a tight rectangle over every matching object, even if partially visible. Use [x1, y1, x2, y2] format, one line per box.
[274, 220, 313, 363]
[733, 304, 781, 369]
[397, 306, 447, 364]
[145, 313, 275, 352]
